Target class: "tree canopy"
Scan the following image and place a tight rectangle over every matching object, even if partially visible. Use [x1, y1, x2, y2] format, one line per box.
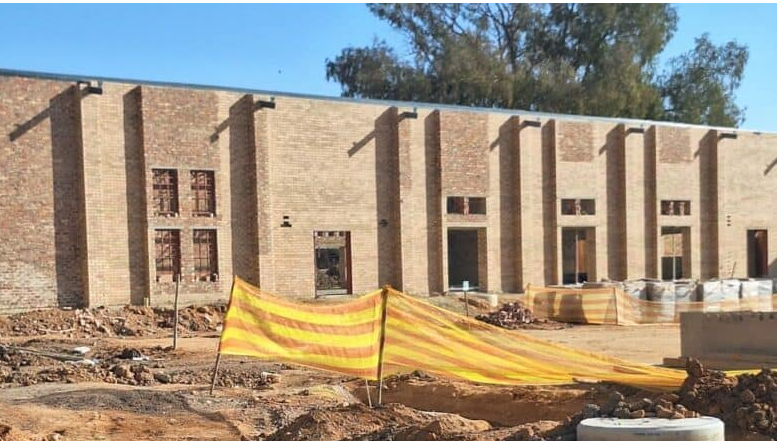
[326, 4, 748, 127]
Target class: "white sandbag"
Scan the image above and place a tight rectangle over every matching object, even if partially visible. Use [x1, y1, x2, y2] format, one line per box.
[674, 280, 697, 303]
[751, 279, 773, 311]
[647, 281, 676, 320]
[699, 279, 738, 312]
[622, 279, 648, 301]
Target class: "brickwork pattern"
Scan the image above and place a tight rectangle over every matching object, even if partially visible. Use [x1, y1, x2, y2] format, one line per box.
[2, 72, 777, 313]
[557, 120, 594, 162]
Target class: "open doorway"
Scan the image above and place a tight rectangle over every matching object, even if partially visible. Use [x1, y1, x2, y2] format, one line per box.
[314, 231, 352, 296]
[561, 228, 596, 284]
[661, 227, 690, 280]
[447, 229, 485, 291]
[748, 230, 768, 277]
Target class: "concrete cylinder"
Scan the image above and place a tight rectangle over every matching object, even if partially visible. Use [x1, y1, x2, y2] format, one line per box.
[577, 417, 724, 441]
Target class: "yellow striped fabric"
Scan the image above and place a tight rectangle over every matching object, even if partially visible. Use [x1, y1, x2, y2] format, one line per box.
[218, 277, 384, 379]
[525, 285, 777, 325]
[218, 278, 688, 390]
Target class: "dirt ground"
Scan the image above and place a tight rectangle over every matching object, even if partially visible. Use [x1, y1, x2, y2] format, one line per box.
[0, 304, 766, 441]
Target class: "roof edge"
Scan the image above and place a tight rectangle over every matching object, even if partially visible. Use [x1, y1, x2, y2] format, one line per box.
[0, 66, 772, 135]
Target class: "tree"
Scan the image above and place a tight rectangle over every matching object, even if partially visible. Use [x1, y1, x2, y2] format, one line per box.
[325, 4, 749, 127]
[660, 34, 748, 127]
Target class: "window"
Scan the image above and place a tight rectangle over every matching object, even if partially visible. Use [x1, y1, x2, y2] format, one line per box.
[314, 231, 352, 296]
[561, 198, 595, 215]
[154, 229, 180, 281]
[661, 200, 691, 216]
[446, 196, 486, 215]
[191, 170, 215, 216]
[152, 169, 178, 216]
[193, 229, 218, 281]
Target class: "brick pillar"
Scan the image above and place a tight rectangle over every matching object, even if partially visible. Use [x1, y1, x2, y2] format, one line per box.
[517, 118, 556, 287]
[624, 127, 647, 279]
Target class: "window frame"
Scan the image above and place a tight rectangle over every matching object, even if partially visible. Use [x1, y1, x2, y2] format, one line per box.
[152, 169, 179, 216]
[193, 229, 218, 281]
[154, 229, 181, 281]
[190, 170, 216, 217]
[561, 198, 596, 215]
[660, 200, 691, 216]
[446, 196, 486, 215]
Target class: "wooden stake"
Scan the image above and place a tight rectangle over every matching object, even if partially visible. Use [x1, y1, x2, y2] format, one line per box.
[173, 273, 180, 350]
[612, 286, 619, 325]
[365, 379, 373, 408]
[376, 286, 390, 406]
[210, 277, 237, 396]
[464, 290, 470, 318]
[209, 353, 222, 396]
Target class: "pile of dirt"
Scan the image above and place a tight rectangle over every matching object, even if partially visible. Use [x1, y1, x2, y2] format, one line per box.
[0, 304, 226, 338]
[265, 402, 497, 441]
[678, 358, 777, 437]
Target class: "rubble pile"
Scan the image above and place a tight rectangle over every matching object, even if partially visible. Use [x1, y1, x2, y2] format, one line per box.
[679, 358, 777, 437]
[475, 301, 538, 329]
[0, 304, 226, 338]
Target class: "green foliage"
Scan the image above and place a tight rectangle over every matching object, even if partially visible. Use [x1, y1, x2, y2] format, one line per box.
[325, 4, 749, 127]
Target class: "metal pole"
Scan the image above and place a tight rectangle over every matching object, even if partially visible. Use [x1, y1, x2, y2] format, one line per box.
[464, 290, 470, 318]
[376, 286, 390, 406]
[173, 273, 180, 350]
[209, 353, 222, 396]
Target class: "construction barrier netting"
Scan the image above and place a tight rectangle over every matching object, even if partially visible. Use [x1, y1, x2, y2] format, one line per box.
[218, 277, 689, 390]
[524, 284, 777, 325]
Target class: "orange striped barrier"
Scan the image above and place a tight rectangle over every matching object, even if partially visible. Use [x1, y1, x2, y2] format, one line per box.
[524, 285, 777, 325]
[218, 277, 688, 390]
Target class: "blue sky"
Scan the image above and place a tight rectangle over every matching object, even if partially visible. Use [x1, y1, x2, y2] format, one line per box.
[0, 3, 774, 132]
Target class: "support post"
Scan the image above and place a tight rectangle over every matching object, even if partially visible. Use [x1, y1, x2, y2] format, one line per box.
[612, 286, 620, 325]
[376, 286, 390, 406]
[173, 273, 180, 350]
[365, 379, 373, 408]
[209, 353, 222, 396]
[210, 277, 237, 396]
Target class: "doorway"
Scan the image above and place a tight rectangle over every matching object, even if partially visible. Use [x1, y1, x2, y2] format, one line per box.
[447, 229, 484, 290]
[314, 231, 352, 296]
[661, 227, 690, 280]
[748, 230, 768, 277]
[562, 228, 595, 284]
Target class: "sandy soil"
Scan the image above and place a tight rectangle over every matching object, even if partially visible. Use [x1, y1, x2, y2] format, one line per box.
[522, 324, 681, 365]
[0, 323, 686, 441]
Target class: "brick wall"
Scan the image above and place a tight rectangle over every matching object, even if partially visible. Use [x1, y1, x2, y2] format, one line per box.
[2, 72, 777, 313]
[0, 79, 87, 313]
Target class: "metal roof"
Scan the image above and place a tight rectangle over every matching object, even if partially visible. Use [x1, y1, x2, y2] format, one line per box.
[0, 66, 770, 135]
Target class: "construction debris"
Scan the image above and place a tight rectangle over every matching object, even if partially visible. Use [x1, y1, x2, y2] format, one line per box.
[679, 358, 777, 438]
[474, 301, 555, 330]
[0, 304, 226, 338]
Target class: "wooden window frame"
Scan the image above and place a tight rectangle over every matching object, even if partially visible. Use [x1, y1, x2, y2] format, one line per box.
[193, 229, 218, 281]
[446, 196, 486, 215]
[154, 229, 181, 281]
[190, 170, 216, 217]
[561, 198, 595, 215]
[660, 200, 691, 216]
[152, 169, 179, 216]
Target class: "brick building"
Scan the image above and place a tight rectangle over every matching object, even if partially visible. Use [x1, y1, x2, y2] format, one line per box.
[1, 69, 776, 313]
